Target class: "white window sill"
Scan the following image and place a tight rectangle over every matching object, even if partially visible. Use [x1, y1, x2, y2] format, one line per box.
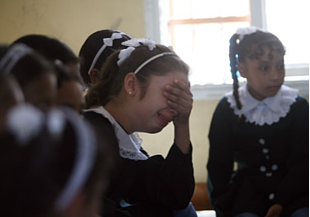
[192, 77, 309, 101]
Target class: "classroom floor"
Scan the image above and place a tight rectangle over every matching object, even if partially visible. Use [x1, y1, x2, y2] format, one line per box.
[197, 210, 216, 217]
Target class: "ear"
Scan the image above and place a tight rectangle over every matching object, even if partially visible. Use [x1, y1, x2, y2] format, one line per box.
[89, 69, 100, 85]
[237, 63, 247, 78]
[124, 72, 138, 96]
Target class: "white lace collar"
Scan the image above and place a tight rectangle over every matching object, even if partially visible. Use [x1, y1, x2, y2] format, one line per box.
[84, 106, 148, 161]
[226, 84, 298, 126]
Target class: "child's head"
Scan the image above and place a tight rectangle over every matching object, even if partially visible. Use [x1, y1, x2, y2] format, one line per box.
[79, 29, 132, 87]
[0, 105, 110, 217]
[229, 27, 286, 106]
[85, 39, 189, 109]
[0, 67, 24, 131]
[12, 34, 80, 74]
[54, 61, 85, 114]
[0, 44, 57, 110]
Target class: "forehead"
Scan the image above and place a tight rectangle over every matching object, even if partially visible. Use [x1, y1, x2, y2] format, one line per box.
[249, 44, 284, 62]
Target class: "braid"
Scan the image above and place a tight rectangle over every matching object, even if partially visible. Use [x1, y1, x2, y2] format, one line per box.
[229, 34, 242, 110]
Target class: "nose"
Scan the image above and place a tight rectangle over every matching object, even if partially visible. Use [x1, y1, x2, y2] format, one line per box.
[270, 67, 282, 82]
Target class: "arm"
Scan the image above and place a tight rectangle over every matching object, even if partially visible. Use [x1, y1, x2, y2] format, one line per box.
[273, 97, 309, 208]
[132, 142, 194, 211]
[134, 79, 194, 208]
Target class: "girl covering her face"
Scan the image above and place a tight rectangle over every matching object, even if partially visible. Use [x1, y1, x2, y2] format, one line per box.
[83, 39, 197, 217]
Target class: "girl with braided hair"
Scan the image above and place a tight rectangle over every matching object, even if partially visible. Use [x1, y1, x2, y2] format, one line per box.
[207, 27, 309, 217]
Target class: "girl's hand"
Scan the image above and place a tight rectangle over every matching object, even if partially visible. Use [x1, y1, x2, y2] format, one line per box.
[163, 79, 192, 154]
[163, 79, 193, 126]
[265, 204, 283, 217]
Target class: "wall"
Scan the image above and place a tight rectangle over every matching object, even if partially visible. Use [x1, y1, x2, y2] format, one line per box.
[0, 0, 145, 54]
[0, 0, 215, 184]
[140, 100, 219, 183]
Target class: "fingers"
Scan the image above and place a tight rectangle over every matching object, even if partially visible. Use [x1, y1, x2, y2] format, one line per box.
[164, 81, 192, 106]
[163, 79, 193, 117]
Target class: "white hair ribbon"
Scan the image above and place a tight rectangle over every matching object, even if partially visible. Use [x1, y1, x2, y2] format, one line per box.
[54, 108, 96, 212]
[46, 109, 66, 140]
[6, 104, 96, 212]
[117, 38, 156, 67]
[6, 104, 44, 146]
[87, 32, 124, 75]
[117, 47, 135, 66]
[121, 38, 156, 51]
[0, 44, 33, 74]
[236, 26, 268, 41]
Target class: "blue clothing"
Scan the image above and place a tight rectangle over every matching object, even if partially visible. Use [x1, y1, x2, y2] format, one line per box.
[235, 207, 309, 217]
[173, 202, 197, 217]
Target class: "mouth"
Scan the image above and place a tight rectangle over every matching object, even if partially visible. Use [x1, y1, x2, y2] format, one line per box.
[267, 85, 281, 91]
[158, 113, 171, 126]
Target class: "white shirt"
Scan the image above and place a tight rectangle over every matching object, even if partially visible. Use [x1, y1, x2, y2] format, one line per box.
[84, 106, 148, 161]
[225, 84, 298, 126]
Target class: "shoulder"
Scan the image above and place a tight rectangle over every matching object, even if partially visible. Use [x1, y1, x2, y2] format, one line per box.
[219, 96, 230, 105]
[290, 96, 309, 112]
[214, 96, 234, 115]
[83, 110, 120, 157]
[209, 96, 236, 127]
[83, 110, 117, 141]
[83, 110, 112, 128]
[294, 95, 309, 105]
[289, 95, 309, 118]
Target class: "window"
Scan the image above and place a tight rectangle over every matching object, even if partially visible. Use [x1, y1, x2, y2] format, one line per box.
[144, 0, 309, 98]
[264, 0, 309, 80]
[167, 0, 250, 85]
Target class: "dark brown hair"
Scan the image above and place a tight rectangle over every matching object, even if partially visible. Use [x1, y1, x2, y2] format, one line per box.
[85, 44, 189, 108]
[12, 34, 79, 66]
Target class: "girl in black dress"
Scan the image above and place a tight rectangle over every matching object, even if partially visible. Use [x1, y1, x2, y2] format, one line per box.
[84, 38, 197, 217]
[207, 27, 309, 217]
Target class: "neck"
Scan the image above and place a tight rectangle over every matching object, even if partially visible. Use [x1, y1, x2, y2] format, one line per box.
[104, 102, 133, 134]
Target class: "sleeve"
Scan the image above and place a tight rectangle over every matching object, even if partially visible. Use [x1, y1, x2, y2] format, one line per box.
[275, 97, 309, 207]
[138, 142, 195, 210]
[206, 97, 236, 216]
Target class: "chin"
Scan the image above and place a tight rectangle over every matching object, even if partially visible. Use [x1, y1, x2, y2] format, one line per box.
[148, 127, 164, 134]
[266, 90, 279, 98]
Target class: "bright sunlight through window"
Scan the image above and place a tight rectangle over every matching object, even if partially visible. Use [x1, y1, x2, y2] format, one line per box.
[157, 0, 309, 86]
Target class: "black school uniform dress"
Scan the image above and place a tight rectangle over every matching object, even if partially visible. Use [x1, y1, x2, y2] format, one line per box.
[207, 85, 309, 217]
[83, 107, 195, 217]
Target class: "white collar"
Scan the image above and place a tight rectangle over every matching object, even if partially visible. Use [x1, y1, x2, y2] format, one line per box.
[226, 84, 298, 126]
[84, 106, 148, 161]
